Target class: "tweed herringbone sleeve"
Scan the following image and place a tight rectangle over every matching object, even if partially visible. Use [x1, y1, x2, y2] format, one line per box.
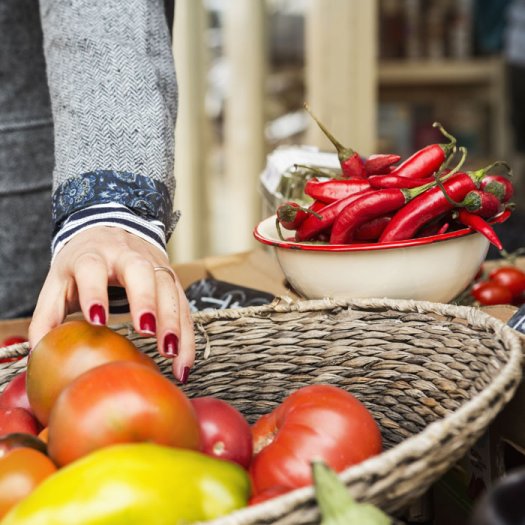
[39, 0, 179, 255]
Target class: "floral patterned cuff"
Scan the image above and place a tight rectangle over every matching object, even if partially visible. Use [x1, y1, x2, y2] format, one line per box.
[52, 170, 177, 237]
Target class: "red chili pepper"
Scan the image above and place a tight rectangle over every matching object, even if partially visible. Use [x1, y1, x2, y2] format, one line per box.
[304, 104, 366, 179]
[480, 174, 514, 203]
[276, 200, 325, 230]
[437, 222, 450, 235]
[456, 210, 503, 251]
[310, 199, 326, 211]
[379, 158, 502, 243]
[354, 215, 392, 242]
[368, 174, 435, 189]
[387, 122, 456, 180]
[364, 154, 401, 175]
[295, 189, 376, 241]
[330, 184, 434, 244]
[304, 178, 371, 203]
[460, 190, 502, 218]
[416, 215, 451, 238]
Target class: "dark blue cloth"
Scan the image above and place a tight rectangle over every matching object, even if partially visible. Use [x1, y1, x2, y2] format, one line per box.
[52, 170, 173, 236]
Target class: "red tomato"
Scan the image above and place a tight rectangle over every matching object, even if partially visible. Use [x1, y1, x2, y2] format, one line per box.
[0, 433, 47, 459]
[27, 320, 159, 426]
[0, 371, 32, 413]
[0, 448, 56, 518]
[250, 384, 382, 496]
[1, 336, 27, 347]
[471, 280, 513, 306]
[191, 396, 253, 469]
[47, 361, 201, 466]
[248, 485, 291, 505]
[489, 266, 525, 299]
[0, 337, 27, 364]
[0, 407, 39, 436]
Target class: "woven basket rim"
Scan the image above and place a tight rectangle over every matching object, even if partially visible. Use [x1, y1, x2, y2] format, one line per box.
[188, 297, 524, 524]
[0, 297, 522, 524]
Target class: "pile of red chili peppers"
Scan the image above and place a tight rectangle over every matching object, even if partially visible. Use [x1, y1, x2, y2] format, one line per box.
[276, 107, 514, 251]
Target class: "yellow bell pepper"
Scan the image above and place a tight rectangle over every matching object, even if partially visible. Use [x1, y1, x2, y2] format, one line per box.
[1, 443, 251, 524]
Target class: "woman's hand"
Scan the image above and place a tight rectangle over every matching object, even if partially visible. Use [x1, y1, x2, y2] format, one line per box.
[28, 226, 195, 383]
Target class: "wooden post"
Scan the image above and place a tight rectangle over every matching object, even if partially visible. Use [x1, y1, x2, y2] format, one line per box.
[222, 0, 267, 253]
[305, 0, 378, 156]
[168, 0, 209, 263]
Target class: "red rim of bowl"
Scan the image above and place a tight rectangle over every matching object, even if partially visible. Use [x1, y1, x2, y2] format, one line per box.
[253, 210, 511, 252]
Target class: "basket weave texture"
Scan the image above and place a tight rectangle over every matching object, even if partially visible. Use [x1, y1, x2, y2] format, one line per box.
[0, 297, 523, 525]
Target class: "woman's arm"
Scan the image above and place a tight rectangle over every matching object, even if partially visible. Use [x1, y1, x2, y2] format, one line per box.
[41, 0, 178, 236]
[30, 0, 194, 382]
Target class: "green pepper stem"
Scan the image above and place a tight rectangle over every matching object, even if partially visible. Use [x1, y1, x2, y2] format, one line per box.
[291, 204, 323, 221]
[434, 178, 463, 207]
[433, 121, 457, 154]
[435, 183, 463, 208]
[429, 147, 470, 206]
[304, 103, 356, 160]
[440, 145, 467, 181]
[294, 164, 342, 179]
[503, 247, 525, 265]
[303, 207, 323, 220]
[276, 218, 286, 241]
[471, 160, 513, 182]
[278, 203, 323, 222]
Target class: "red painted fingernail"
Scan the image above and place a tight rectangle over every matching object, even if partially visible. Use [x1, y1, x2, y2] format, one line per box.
[179, 366, 190, 384]
[139, 313, 156, 334]
[163, 333, 179, 357]
[89, 304, 106, 325]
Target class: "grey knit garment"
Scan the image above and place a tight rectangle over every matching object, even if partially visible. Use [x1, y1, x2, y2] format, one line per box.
[0, 0, 177, 318]
[40, 0, 177, 194]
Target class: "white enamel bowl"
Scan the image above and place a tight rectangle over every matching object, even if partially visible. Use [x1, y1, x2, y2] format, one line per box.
[254, 213, 509, 303]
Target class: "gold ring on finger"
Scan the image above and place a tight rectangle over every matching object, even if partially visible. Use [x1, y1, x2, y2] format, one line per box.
[153, 266, 177, 283]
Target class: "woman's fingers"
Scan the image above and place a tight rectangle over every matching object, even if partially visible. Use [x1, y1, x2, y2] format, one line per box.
[73, 252, 109, 326]
[28, 274, 73, 348]
[154, 267, 181, 357]
[153, 266, 195, 383]
[28, 226, 197, 381]
[116, 255, 158, 337]
[172, 281, 195, 383]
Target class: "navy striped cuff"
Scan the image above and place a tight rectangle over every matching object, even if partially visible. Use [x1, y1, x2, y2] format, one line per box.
[52, 170, 174, 236]
[51, 203, 167, 260]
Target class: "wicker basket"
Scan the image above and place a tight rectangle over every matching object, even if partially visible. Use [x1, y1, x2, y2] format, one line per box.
[0, 297, 523, 525]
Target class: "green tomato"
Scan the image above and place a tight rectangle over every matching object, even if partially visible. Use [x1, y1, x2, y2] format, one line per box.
[2, 443, 251, 524]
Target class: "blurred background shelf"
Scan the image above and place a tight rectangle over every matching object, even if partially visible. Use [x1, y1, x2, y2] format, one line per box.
[378, 57, 504, 84]
[377, 57, 508, 166]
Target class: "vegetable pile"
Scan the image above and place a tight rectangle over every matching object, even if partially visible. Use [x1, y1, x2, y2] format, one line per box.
[0, 321, 385, 523]
[276, 105, 514, 251]
[468, 261, 525, 307]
